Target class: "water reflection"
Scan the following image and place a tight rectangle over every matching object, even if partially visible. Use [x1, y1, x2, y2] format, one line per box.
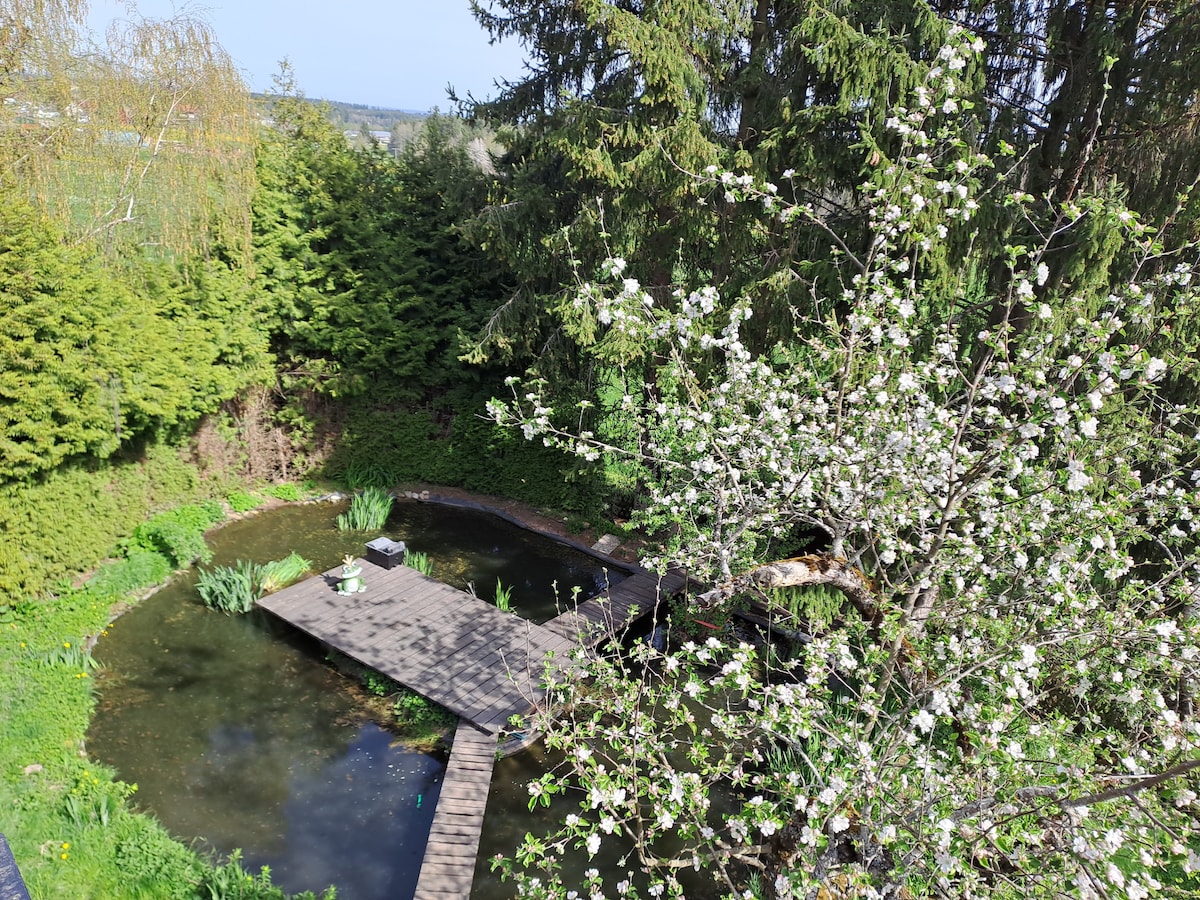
[89, 499, 621, 898]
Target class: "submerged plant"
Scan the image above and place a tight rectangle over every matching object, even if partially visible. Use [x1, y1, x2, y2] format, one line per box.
[335, 486, 393, 531]
[403, 549, 432, 576]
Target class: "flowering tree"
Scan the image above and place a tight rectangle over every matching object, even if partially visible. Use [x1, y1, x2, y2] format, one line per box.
[487, 27, 1200, 900]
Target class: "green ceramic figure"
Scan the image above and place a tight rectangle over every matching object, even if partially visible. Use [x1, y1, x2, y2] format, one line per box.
[337, 555, 365, 595]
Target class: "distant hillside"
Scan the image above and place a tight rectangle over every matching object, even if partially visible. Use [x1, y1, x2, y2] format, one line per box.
[251, 93, 498, 166]
[252, 93, 427, 135]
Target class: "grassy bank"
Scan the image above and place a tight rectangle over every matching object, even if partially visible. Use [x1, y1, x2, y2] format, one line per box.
[0, 442, 336, 898]
[1, 582, 341, 898]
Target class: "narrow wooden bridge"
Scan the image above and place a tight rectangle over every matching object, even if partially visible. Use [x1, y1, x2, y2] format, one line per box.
[413, 721, 497, 900]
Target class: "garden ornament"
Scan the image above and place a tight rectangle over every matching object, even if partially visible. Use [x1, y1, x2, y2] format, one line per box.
[337, 555, 366, 595]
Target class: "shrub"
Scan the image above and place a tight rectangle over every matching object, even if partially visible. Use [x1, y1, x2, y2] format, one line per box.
[0, 441, 216, 597]
[264, 482, 302, 501]
[364, 671, 400, 697]
[129, 503, 224, 568]
[393, 690, 455, 732]
[225, 490, 261, 513]
[335, 487, 393, 531]
[340, 458, 398, 490]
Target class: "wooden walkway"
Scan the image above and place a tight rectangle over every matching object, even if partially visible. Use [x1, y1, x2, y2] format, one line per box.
[413, 721, 497, 900]
[543, 569, 687, 645]
[258, 557, 687, 899]
[258, 561, 577, 734]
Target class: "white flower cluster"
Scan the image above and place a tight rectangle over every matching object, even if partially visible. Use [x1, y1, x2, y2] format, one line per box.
[486, 25, 1200, 900]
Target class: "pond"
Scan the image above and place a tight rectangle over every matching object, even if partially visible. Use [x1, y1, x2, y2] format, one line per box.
[88, 498, 626, 899]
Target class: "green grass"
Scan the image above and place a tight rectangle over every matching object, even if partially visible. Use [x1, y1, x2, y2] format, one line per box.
[402, 549, 433, 576]
[494, 579, 514, 613]
[0, 526, 335, 897]
[264, 483, 303, 502]
[195, 560, 259, 614]
[196, 552, 312, 613]
[257, 552, 312, 595]
[226, 491, 262, 513]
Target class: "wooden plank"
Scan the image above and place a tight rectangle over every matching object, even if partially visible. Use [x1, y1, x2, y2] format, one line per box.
[424, 831, 483, 848]
[258, 557, 687, 899]
[409, 721, 496, 900]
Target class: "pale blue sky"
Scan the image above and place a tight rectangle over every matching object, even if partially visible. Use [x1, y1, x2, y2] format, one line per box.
[87, 1, 529, 111]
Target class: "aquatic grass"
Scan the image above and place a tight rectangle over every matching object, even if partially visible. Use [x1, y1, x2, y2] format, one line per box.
[257, 551, 312, 594]
[494, 579, 514, 613]
[197, 551, 312, 611]
[403, 549, 433, 576]
[196, 560, 259, 614]
[335, 486, 393, 531]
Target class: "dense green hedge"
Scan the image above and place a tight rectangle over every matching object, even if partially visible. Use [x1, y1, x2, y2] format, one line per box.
[0, 442, 219, 601]
[324, 402, 613, 514]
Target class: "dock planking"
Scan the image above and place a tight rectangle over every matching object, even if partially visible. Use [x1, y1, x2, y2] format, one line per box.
[257, 554, 687, 897]
[413, 721, 497, 900]
[258, 561, 576, 734]
[541, 568, 687, 646]
[258, 560, 683, 734]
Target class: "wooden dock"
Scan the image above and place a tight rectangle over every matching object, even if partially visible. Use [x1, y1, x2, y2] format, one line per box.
[542, 568, 688, 645]
[413, 721, 497, 900]
[258, 561, 577, 734]
[258, 556, 687, 898]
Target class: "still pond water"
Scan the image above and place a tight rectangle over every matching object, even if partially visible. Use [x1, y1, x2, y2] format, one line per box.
[88, 499, 624, 899]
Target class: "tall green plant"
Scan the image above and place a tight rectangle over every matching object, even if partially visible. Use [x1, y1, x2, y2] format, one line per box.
[402, 549, 432, 577]
[257, 552, 311, 594]
[493, 579, 514, 613]
[195, 560, 259, 614]
[335, 487, 393, 531]
[196, 551, 312, 613]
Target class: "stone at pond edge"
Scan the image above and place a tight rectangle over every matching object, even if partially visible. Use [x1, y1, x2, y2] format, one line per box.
[591, 534, 622, 555]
